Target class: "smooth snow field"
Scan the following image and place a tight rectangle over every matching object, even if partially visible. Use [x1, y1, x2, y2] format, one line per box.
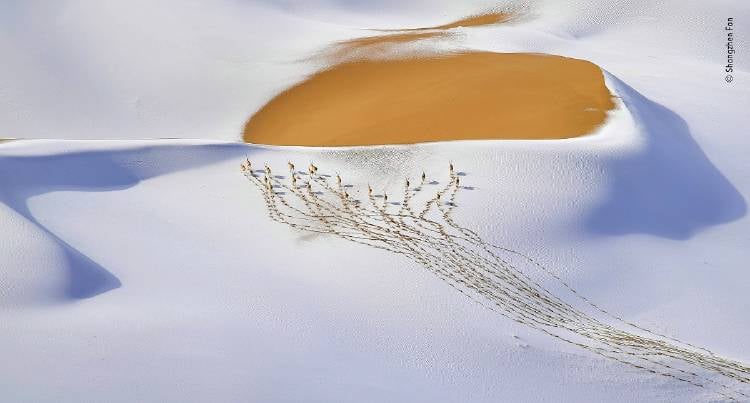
[1, 1, 749, 402]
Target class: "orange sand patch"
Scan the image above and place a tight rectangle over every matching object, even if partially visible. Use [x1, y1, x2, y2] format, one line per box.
[328, 31, 446, 62]
[243, 52, 615, 146]
[374, 12, 513, 33]
[328, 12, 512, 60]
[340, 31, 445, 48]
[405, 12, 512, 31]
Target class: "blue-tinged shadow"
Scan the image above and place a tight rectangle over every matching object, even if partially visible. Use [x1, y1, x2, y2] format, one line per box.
[585, 76, 746, 239]
[0, 142, 251, 300]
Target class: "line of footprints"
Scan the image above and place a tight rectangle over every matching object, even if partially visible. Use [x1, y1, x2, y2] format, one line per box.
[241, 158, 750, 401]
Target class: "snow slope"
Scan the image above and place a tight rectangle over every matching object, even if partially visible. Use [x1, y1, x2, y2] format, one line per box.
[1, 0, 749, 402]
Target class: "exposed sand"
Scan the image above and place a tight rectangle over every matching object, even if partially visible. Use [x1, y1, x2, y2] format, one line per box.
[396, 12, 513, 31]
[243, 52, 615, 146]
[340, 31, 445, 48]
[329, 12, 511, 59]
[328, 31, 447, 62]
[337, 12, 512, 51]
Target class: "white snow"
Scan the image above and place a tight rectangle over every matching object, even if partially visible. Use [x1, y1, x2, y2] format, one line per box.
[1, 0, 749, 402]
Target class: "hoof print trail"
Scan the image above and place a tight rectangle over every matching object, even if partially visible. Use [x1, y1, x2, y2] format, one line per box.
[241, 160, 750, 401]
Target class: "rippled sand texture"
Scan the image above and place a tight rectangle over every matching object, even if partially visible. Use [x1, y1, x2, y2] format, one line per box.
[243, 52, 615, 146]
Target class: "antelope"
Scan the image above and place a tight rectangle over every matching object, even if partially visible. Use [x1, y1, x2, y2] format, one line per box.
[288, 161, 295, 172]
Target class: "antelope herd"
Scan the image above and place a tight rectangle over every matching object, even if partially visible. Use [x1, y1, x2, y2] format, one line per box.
[240, 159, 750, 401]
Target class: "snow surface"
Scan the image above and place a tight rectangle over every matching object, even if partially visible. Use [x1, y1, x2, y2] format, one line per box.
[1, 0, 749, 402]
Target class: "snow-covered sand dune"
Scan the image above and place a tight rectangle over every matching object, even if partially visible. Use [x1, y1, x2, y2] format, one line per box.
[1, 0, 749, 402]
[0, 141, 246, 305]
[588, 74, 746, 239]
